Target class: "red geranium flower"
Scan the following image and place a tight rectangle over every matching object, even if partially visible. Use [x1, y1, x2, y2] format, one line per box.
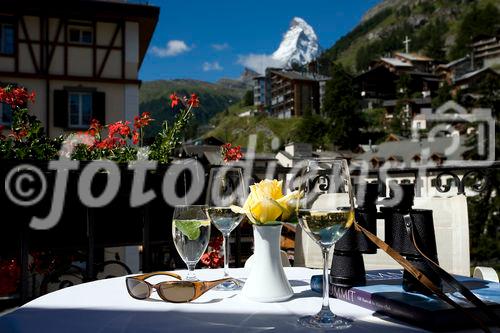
[221, 143, 243, 163]
[200, 236, 224, 268]
[9, 129, 28, 141]
[88, 119, 102, 137]
[132, 130, 139, 145]
[134, 112, 153, 129]
[96, 136, 127, 150]
[200, 251, 223, 269]
[108, 121, 131, 138]
[0, 86, 35, 109]
[188, 93, 200, 108]
[28, 91, 36, 103]
[118, 122, 131, 136]
[170, 92, 180, 108]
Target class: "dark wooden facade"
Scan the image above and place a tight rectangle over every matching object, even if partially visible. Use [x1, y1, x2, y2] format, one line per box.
[267, 69, 326, 118]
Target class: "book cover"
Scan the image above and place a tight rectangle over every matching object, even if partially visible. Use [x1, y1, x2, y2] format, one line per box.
[310, 270, 500, 331]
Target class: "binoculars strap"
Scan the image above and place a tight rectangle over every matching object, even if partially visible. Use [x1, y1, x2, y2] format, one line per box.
[403, 214, 500, 328]
[353, 221, 493, 333]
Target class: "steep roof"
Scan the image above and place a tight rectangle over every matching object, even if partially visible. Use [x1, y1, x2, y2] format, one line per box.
[269, 69, 330, 82]
[453, 66, 500, 84]
[355, 136, 470, 166]
[437, 56, 470, 70]
[395, 52, 433, 62]
[380, 57, 413, 68]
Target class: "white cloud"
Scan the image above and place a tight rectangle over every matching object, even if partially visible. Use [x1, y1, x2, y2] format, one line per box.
[237, 54, 284, 74]
[203, 61, 223, 72]
[212, 43, 230, 51]
[150, 40, 191, 57]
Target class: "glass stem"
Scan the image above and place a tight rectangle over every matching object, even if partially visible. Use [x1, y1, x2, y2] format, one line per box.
[321, 247, 331, 310]
[223, 233, 230, 277]
[186, 263, 196, 281]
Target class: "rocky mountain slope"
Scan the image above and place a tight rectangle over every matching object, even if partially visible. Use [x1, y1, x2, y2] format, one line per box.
[319, 0, 500, 72]
[272, 17, 321, 68]
[217, 68, 260, 91]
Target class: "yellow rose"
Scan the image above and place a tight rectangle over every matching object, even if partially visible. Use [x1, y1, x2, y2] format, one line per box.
[231, 179, 302, 224]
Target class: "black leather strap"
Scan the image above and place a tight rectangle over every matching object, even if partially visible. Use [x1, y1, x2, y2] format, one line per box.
[354, 221, 492, 333]
[403, 214, 500, 328]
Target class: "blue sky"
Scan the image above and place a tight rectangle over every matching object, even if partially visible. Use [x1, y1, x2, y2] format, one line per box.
[139, 0, 381, 82]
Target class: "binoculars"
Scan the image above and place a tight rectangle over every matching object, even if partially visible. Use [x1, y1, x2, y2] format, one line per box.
[330, 182, 441, 294]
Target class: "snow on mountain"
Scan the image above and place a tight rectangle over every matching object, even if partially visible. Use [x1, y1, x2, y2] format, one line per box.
[271, 17, 320, 68]
[238, 17, 320, 73]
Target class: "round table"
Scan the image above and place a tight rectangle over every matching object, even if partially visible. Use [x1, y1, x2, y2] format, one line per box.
[0, 267, 433, 333]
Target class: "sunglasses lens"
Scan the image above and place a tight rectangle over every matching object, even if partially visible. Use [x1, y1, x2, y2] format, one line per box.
[126, 279, 149, 299]
[159, 282, 195, 302]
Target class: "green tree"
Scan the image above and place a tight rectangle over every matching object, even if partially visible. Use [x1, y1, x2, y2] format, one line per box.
[389, 101, 411, 137]
[302, 104, 313, 117]
[292, 115, 330, 148]
[361, 108, 386, 133]
[475, 73, 500, 112]
[397, 5, 411, 18]
[390, 73, 414, 137]
[322, 63, 362, 148]
[241, 90, 254, 107]
[419, 2, 435, 14]
[417, 21, 448, 60]
[432, 82, 453, 108]
[355, 46, 373, 72]
[450, 3, 500, 59]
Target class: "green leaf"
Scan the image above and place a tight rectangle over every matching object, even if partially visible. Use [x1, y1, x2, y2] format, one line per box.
[174, 219, 209, 240]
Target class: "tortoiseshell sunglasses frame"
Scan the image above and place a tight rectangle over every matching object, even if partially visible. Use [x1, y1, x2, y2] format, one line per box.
[126, 271, 234, 303]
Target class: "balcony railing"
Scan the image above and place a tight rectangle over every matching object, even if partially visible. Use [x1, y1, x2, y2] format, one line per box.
[1, 159, 498, 306]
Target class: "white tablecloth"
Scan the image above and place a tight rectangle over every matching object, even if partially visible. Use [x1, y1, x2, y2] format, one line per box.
[0, 267, 437, 333]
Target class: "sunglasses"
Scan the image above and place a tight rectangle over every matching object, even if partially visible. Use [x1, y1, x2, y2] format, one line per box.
[126, 271, 234, 303]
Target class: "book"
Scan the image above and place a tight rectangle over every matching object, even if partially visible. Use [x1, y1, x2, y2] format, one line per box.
[310, 270, 500, 331]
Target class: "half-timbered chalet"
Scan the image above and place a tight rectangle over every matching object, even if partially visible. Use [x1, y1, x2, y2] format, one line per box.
[0, 0, 159, 136]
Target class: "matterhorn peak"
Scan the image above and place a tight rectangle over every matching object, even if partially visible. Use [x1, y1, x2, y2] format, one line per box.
[272, 17, 320, 68]
[291, 17, 307, 26]
[290, 17, 314, 34]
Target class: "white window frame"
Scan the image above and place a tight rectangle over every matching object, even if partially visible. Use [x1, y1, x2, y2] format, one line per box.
[0, 23, 15, 55]
[68, 91, 93, 129]
[68, 25, 93, 45]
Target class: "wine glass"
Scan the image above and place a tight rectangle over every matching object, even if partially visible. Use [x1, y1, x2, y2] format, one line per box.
[172, 205, 211, 281]
[206, 167, 246, 290]
[296, 159, 354, 329]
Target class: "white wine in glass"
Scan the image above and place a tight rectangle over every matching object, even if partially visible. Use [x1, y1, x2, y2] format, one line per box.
[297, 159, 354, 329]
[206, 167, 246, 290]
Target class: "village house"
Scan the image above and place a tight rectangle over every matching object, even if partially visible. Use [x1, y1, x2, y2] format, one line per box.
[253, 68, 329, 118]
[355, 52, 440, 123]
[471, 34, 500, 68]
[0, 0, 159, 136]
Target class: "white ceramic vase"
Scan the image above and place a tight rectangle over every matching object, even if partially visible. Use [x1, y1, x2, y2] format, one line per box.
[241, 224, 294, 302]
